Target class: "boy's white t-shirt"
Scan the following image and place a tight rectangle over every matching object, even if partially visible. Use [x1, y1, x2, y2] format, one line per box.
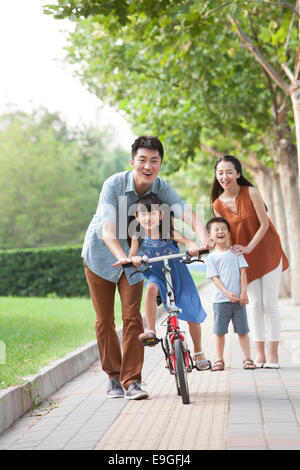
[206, 248, 248, 303]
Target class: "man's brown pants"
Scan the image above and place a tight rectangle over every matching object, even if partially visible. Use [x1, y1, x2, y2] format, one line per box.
[84, 261, 144, 390]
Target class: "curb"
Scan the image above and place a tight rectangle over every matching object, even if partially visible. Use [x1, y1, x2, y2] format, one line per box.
[0, 304, 166, 435]
[0, 339, 100, 435]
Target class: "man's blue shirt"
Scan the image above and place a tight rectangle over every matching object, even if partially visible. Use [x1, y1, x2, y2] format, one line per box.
[82, 170, 187, 285]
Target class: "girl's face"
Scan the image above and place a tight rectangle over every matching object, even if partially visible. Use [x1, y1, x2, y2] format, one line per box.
[215, 161, 240, 191]
[136, 208, 163, 234]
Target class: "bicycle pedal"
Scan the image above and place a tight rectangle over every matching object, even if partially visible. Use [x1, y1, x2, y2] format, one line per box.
[142, 337, 161, 347]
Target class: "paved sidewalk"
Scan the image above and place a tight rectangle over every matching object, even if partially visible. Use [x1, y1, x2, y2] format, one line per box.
[0, 283, 299, 450]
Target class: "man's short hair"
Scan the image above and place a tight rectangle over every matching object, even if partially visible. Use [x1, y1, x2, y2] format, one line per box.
[131, 135, 164, 160]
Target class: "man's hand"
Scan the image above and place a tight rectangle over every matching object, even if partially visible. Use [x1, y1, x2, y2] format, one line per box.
[112, 257, 132, 267]
[186, 241, 202, 257]
[112, 256, 142, 268]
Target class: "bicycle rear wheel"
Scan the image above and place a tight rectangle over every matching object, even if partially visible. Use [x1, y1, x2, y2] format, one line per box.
[174, 338, 190, 404]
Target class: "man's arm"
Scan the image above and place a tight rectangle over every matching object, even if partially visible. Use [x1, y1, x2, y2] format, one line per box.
[112, 236, 142, 268]
[180, 208, 211, 249]
[172, 229, 201, 256]
[102, 221, 130, 263]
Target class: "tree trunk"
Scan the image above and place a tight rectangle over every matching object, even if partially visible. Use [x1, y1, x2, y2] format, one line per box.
[250, 164, 291, 298]
[292, 93, 300, 192]
[252, 165, 276, 224]
[272, 171, 291, 297]
[276, 139, 300, 304]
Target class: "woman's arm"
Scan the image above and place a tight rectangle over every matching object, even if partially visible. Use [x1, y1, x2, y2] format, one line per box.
[213, 208, 222, 217]
[232, 187, 269, 255]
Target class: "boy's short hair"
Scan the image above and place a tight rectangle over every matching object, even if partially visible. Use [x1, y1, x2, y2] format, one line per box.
[206, 217, 231, 233]
[131, 135, 164, 160]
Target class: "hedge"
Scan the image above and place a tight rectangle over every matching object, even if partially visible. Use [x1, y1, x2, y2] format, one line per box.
[0, 246, 90, 297]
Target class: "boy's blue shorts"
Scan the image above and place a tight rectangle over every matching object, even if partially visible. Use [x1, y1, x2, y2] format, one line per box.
[213, 302, 249, 335]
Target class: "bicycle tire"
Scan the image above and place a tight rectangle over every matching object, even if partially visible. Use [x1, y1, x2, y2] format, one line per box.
[174, 338, 190, 404]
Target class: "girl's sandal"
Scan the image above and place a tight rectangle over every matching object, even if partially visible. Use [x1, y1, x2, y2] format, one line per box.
[211, 360, 225, 371]
[243, 359, 256, 370]
[194, 352, 211, 371]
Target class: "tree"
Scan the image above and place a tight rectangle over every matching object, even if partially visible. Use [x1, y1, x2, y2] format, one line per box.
[0, 108, 129, 248]
[45, 0, 300, 302]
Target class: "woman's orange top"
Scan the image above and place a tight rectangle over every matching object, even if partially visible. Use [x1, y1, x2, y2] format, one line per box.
[213, 186, 289, 284]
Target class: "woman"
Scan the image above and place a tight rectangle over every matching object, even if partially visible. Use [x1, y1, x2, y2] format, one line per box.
[210, 155, 289, 368]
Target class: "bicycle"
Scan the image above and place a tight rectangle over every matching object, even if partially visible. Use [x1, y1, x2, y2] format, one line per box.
[123, 249, 209, 404]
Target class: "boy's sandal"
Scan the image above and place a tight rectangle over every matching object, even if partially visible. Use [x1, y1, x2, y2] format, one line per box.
[211, 360, 225, 371]
[194, 352, 211, 371]
[243, 359, 256, 370]
[138, 330, 160, 347]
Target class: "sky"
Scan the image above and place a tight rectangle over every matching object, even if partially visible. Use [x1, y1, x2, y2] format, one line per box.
[0, 0, 135, 149]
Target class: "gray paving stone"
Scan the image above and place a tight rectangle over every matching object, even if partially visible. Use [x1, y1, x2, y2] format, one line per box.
[1, 286, 300, 450]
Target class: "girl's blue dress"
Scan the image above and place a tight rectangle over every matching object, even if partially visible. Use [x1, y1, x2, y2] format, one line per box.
[140, 236, 207, 323]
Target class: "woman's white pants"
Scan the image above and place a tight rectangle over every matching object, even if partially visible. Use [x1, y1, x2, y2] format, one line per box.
[247, 259, 282, 342]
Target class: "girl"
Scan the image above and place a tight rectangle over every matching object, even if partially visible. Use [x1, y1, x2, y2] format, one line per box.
[211, 155, 289, 368]
[128, 193, 210, 371]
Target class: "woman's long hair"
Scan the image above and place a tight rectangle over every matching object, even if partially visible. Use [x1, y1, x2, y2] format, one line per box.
[127, 192, 174, 246]
[210, 155, 254, 207]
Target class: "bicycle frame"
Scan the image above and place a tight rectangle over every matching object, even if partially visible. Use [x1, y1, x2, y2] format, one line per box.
[123, 249, 209, 404]
[160, 256, 192, 374]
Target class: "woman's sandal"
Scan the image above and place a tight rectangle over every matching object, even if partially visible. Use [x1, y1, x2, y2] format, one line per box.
[194, 352, 211, 371]
[243, 359, 256, 370]
[211, 360, 225, 371]
[138, 330, 160, 347]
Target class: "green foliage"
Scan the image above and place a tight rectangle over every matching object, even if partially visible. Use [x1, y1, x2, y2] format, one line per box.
[0, 108, 129, 249]
[45, 0, 297, 182]
[0, 245, 89, 297]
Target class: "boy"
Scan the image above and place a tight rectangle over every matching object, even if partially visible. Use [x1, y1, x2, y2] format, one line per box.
[205, 217, 256, 371]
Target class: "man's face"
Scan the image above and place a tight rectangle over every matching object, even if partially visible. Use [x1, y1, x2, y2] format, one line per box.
[130, 147, 162, 189]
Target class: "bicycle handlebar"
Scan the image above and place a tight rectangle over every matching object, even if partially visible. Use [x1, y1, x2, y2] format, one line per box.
[121, 249, 210, 268]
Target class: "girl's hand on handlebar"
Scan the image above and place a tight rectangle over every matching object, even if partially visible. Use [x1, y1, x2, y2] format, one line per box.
[131, 256, 142, 268]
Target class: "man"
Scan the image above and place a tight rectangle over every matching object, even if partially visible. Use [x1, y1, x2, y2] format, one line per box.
[82, 136, 210, 400]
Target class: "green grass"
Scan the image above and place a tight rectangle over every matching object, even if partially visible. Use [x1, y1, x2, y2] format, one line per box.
[189, 270, 207, 287]
[0, 296, 123, 389]
[0, 271, 206, 389]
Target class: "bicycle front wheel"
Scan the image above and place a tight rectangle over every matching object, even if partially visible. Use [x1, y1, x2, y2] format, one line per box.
[174, 338, 190, 404]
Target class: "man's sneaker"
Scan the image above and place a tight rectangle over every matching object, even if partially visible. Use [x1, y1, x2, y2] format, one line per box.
[107, 377, 124, 398]
[125, 381, 148, 400]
